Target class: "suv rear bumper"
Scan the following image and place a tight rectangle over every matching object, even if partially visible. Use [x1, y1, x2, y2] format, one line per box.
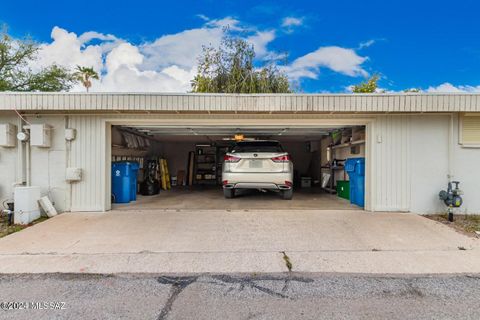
[223, 182, 292, 190]
[222, 172, 293, 190]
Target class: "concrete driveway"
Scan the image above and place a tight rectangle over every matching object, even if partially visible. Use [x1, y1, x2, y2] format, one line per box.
[0, 209, 479, 274]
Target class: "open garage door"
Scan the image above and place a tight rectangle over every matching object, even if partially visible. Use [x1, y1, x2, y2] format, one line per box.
[109, 124, 367, 211]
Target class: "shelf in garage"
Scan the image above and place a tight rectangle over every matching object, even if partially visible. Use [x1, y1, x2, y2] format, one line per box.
[331, 139, 365, 150]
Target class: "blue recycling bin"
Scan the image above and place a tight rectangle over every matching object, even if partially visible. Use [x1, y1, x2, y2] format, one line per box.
[112, 161, 139, 203]
[130, 162, 139, 201]
[345, 158, 365, 208]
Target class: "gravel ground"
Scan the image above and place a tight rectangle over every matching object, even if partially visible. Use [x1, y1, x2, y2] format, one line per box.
[0, 273, 479, 320]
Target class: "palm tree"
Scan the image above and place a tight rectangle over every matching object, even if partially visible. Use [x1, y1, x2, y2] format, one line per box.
[73, 66, 99, 92]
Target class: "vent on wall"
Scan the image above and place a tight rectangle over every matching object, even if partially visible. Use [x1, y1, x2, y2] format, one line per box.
[460, 114, 480, 147]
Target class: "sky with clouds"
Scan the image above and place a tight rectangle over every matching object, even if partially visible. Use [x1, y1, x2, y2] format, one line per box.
[2, 0, 480, 93]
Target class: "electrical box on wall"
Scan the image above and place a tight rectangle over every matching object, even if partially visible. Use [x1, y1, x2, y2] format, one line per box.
[66, 167, 82, 182]
[0, 123, 17, 147]
[65, 128, 76, 141]
[30, 124, 52, 147]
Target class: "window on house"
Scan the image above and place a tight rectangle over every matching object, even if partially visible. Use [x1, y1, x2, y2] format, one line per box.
[460, 113, 480, 147]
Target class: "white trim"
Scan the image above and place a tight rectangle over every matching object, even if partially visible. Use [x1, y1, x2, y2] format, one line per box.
[2, 92, 480, 112]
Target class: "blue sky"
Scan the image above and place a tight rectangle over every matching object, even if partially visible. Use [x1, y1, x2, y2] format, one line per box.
[2, 0, 480, 93]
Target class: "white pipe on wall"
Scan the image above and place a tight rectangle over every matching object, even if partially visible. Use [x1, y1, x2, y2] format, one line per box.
[65, 116, 72, 212]
[16, 116, 25, 186]
[25, 140, 31, 186]
[448, 113, 455, 180]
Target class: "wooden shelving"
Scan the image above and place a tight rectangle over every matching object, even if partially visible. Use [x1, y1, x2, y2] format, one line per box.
[322, 126, 365, 195]
[112, 145, 148, 157]
[194, 145, 217, 185]
[331, 139, 365, 150]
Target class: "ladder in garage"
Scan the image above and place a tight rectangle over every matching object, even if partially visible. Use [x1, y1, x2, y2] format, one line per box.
[160, 159, 171, 190]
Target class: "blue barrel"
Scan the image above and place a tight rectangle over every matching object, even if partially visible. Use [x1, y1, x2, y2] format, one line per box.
[130, 162, 140, 201]
[345, 158, 365, 208]
[112, 162, 135, 203]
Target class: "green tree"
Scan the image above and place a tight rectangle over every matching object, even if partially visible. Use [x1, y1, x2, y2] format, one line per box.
[191, 36, 292, 93]
[351, 74, 380, 93]
[0, 26, 74, 91]
[73, 66, 99, 92]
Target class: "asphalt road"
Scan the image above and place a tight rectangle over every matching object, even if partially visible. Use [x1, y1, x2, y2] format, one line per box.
[0, 273, 479, 320]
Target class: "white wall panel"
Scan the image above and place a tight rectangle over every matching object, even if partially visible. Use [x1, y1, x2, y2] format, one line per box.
[0, 113, 20, 202]
[27, 116, 68, 212]
[371, 115, 411, 211]
[69, 116, 105, 211]
[409, 115, 449, 214]
[452, 114, 480, 214]
[0, 114, 69, 212]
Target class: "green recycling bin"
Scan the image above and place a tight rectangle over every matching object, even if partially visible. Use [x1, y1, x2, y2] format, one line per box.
[336, 180, 350, 200]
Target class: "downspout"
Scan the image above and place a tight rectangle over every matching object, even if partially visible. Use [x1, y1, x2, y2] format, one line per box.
[448, 113, 455, 180]
[65, 116, 72, 212]
[16, 116, 25, 186]
[14, 111, 31, 187]
[25, 139, 31, 186]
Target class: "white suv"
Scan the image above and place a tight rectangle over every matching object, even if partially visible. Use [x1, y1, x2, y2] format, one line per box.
[222, 140, 294, 200]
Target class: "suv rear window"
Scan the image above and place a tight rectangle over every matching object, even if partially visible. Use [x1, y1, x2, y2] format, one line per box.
[232, 141, 284, 153]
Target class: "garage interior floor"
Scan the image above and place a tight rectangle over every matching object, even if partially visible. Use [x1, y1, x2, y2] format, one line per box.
[112, 186, 358, 211]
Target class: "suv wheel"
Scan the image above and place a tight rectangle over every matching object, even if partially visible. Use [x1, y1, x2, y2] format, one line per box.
[282, 189, 293, 200]
[224, 188, 235, 199]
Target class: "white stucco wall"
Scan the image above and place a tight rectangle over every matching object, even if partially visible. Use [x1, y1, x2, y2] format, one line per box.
[0, 113, 21, 204]
[0, 113, 68, 212]
[409, 115, 450, 214]
[370, 115, 411, 211]
[452, 114, 480, 214]
[27, 116, 68, 212]
[409, 114, 480, 214]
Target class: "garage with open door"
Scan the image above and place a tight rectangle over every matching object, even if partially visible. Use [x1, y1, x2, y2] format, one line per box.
[109, 123, 367, 211]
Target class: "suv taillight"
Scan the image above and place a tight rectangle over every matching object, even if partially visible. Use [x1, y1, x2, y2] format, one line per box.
[224, 155, 241, 163]
[271, 155, 291, 162]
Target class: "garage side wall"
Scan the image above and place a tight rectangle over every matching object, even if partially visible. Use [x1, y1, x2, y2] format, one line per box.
[409, 115, 449, 214]
[452, 114, 480, 214]
[371, 115, 411, 211]
[0, 113, 69, 212]
[408, 114, 480, 214]
[28, 116, 68, 212]
[69, 116, 106, 211]
[0, 112, 21, 202]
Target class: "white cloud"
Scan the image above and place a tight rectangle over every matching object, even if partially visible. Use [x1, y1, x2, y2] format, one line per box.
[78, 31, 118, 44]
[281, 17, 304, 34]
[426, 82, 480, 93]
[246, 30, 276, 58]
[31, 18, 370, 92]
[36, 27, 104, 72]
[358, 39, 375, 49]
[205, 16, 242, 31]
[140, 27, 224, 70]
[196, 14, 210, 22]
[281, 17, 303, 27]
[283, 46, 368, 80]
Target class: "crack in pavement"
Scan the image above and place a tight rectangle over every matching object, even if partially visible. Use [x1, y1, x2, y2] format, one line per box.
[281, 251, 293, 272]
[156, 276, 198, 320]
[212, 274, 314, 300]
[155, 274, 315, 319]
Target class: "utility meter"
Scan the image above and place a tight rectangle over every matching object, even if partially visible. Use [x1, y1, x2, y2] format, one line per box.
[17, 131, 29, 142]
